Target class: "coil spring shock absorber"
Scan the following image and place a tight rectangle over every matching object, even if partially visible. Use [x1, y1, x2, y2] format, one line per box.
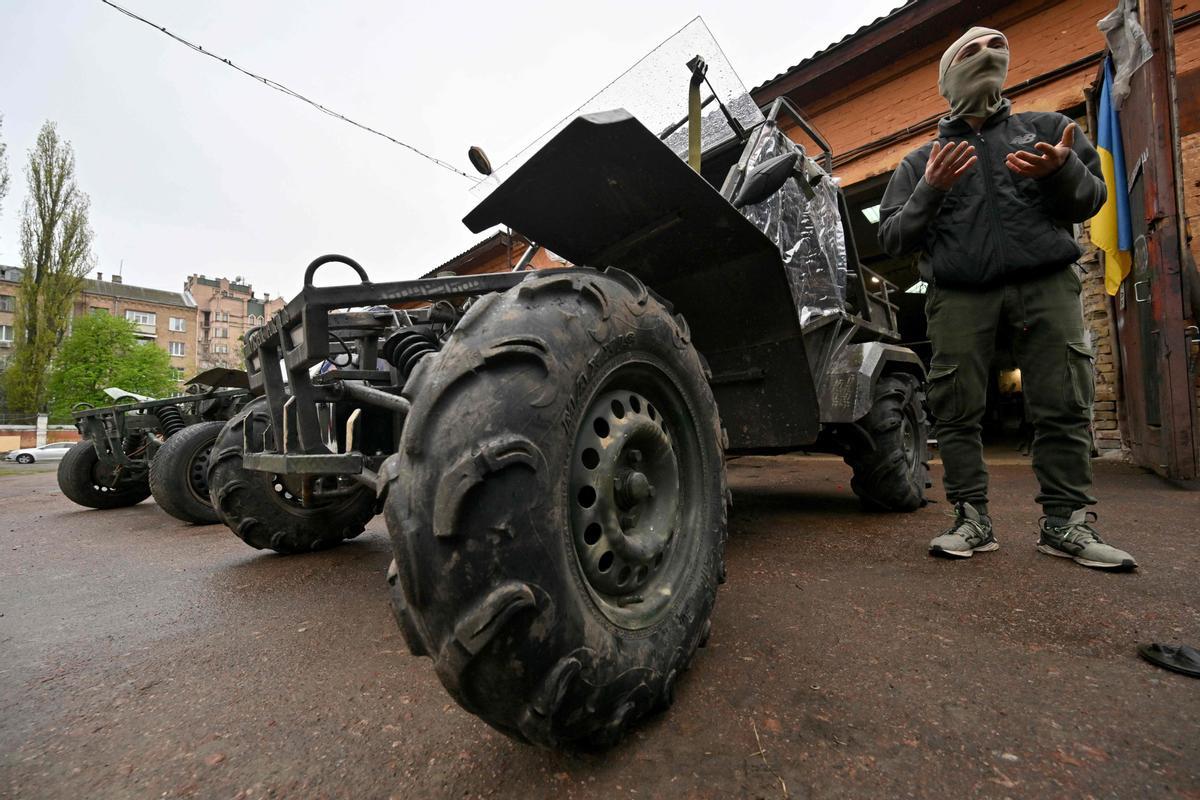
[157, 404, 186, 438]
[382, 328, 439, 380]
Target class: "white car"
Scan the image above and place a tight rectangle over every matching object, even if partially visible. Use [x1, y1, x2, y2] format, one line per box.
[4, 441, 76, 464]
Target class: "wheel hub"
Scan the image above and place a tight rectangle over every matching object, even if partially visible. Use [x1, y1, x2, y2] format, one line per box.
[570, 390, 680, 599]
[187, 443, 213, 502]
[901, 414, 917, 469]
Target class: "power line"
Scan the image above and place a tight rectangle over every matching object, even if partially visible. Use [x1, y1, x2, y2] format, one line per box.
[99, 0, 478, 181]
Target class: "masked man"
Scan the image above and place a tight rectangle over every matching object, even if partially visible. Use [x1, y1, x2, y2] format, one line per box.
[878, 27, 1136, 569]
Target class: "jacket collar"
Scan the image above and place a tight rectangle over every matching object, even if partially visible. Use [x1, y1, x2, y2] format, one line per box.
[938, 98, 1012, 137]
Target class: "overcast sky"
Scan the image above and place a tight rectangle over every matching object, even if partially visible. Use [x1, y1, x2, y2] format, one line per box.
[0, 0, 902, 299]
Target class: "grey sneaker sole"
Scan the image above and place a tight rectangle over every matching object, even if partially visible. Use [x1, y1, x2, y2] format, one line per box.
[1036, 543, 1137, 570]
[930, 541, 999, 559]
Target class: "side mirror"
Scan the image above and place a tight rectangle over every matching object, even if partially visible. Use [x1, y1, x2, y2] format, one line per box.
[468, 146, 493, 176]
[732, 151, 798, 209]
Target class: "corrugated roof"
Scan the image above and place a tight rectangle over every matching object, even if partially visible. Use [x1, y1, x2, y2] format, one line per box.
[751, 1, 919, 95]
[1, 265, 194, 307]
[81, 278, 195, 308]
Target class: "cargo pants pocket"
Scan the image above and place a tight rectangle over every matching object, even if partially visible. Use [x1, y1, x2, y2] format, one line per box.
[926, 363, 961, 421]
[1065, 342, 1095, 412]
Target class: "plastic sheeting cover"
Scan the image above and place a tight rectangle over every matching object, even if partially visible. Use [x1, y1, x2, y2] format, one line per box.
[739, 126, 848, 327]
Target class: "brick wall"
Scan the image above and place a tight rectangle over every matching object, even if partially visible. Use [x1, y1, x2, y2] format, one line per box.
[1077, 235, 1123, 452]
[0, 427, 80, 450]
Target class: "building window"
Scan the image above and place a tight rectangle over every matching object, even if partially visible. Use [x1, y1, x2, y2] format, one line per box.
[169, 341, 186, 357]
[214, 327, 228, 338]
[0, 295, 14, 312]
[215, 310, 230, 323]
[169, 316, 187, 332]
[125, 310, 156, 326]
[170, 367, 185, 381]
[90, 306, 109, 315]
[213, 343, 229, 354]
[0, 324, 13, 343]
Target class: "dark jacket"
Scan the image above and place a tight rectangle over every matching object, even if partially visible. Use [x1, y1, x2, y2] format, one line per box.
[877, 100, 1106, 288]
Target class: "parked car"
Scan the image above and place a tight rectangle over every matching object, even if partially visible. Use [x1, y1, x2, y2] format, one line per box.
[4, 442, 76, 464]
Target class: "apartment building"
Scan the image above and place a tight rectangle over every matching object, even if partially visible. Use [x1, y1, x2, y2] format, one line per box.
[0, 266, 19, 368]
[77, 272, 197, 379]
[184, 275, 284, 371]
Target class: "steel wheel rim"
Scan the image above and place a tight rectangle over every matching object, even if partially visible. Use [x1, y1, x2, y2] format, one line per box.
[569, 365, 698, 630]
[901, 411, 917, 471]
[186, 443, 213, 505]
[89, 456, 125, 493]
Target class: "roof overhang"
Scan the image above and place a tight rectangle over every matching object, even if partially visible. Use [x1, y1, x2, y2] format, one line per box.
[751, 0, 1014, 107]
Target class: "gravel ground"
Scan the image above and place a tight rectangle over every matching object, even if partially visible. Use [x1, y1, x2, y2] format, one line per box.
[1, 454, 1197, 799]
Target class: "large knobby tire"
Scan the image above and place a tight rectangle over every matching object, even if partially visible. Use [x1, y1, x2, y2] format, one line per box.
[845, 372, 930, 511]
[57, 441, 151, 509]
[207, 397, 376, 554]
[383, 269, 728, 749]
[149, 421, 226, 524]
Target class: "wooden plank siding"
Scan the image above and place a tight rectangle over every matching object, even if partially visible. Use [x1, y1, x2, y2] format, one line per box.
[773, 0, 1200, 186]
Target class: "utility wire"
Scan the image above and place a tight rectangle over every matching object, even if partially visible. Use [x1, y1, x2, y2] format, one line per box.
[99, 0, 478, 181]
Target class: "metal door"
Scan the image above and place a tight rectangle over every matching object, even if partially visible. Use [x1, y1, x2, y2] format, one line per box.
[1112, 0, 1198, 479]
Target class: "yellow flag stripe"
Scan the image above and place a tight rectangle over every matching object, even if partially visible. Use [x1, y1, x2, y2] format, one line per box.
[1094, 146, 1132, 295]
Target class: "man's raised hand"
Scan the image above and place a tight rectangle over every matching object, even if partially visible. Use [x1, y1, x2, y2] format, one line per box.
[924, 140, 977, 191]
[1005, 122, 1076, 179]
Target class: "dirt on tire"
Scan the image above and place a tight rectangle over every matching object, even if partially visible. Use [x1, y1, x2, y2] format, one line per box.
[383, 269, 728, 748]
[207, 398, 376, 553]
[844, 372, 930, 512]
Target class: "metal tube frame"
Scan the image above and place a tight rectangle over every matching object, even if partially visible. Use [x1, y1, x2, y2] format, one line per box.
[243, 267, 591, 474]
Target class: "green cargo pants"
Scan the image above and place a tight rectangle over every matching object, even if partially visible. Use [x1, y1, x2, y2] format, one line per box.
[925, 265, 1096, 518]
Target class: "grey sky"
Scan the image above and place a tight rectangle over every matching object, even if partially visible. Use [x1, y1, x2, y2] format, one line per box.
[0, 0, 902, 299]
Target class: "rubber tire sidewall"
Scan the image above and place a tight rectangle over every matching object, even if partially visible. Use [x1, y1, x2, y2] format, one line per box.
[207, 396, 376, 554]
[149, 421, 226, 524]
[384, 269, 727, 748]
[57, 440, 151, 509]
[846, 372, 930, 512]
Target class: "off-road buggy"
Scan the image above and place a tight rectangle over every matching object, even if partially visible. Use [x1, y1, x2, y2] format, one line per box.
[62, 368, 250, 523]
[211, 20, 929, 747]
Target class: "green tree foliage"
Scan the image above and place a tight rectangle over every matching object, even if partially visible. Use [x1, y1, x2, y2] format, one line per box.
[0, 116, 9, 418]
[0, 115, 9, 219]
[5, 122, 95, 413]
[47, 313, 177, 420]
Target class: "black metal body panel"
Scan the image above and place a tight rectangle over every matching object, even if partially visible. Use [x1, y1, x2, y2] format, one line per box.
[463, 110, 821, 449]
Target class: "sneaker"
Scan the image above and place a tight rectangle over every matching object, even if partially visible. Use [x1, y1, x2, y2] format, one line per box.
[929, 502, 999, 558]
[1037, 510, 1137, 570]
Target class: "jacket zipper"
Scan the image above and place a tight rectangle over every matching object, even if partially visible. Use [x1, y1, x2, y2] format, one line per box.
[973, 131, 1009, 274]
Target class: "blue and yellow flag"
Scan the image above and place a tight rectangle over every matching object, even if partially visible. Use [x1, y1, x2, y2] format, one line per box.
[1092, 57, 1133, 295]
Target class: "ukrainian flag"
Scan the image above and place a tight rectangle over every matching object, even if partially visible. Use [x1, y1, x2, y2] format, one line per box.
[1092, 57, 1133, 295]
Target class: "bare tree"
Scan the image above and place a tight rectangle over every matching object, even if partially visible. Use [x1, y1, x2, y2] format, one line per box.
[5, 122, 95, 413]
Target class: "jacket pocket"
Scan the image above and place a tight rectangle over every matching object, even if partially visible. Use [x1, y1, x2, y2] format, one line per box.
[927, 363, 961, 421]
[1065, 342, 1095, 412]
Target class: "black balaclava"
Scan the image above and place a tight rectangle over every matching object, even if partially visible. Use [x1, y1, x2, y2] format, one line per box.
[938, 26, 1009, 119]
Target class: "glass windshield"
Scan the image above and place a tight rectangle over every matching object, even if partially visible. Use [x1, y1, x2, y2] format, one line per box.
[471, 17, 763, 198]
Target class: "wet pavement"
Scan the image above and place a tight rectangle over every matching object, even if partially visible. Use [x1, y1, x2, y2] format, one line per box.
[1, 454, 1197, 799]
